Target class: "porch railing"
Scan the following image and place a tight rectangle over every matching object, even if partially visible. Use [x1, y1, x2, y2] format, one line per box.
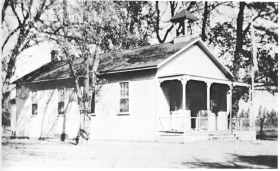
[159, 117, 183, 132]
[231, 118, 251, 131]
[159, 116, 251, 132]
[159, 116, 208, 132]
[191, 117, 208, 131]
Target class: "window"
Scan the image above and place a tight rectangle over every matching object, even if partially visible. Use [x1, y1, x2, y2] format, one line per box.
[120, 82, 129, 113]
[58, 89, 65, 115]
[32, 91, 38, 115]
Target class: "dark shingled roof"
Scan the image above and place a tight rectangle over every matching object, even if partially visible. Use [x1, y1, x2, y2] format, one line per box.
[170, 9, 199, 22]
[14, 38, 197, 83]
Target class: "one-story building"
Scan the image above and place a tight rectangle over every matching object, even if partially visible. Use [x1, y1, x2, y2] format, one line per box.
[12, 9, 256, 142]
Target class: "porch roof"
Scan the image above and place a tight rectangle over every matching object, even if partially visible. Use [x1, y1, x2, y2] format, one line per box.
[158, 74, 250, 87]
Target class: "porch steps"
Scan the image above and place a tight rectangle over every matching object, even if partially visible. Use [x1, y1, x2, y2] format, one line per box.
[159, 131, 184, 143]
[208, 132, 239, 141]
[158, 130, 239, 143]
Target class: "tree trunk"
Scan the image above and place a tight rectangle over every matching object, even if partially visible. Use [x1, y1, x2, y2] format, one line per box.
[66, 58, 89, 146]
[77, 47, 100, 146]
[260, 118, 264, 140]
[155, 1, 175, 43]
[2, 33, 26, 119]
[78, 62, 91, 146]
[234, 2, 246, 72]
[201, 1, 208, 42]
[77, 104, 91, 146]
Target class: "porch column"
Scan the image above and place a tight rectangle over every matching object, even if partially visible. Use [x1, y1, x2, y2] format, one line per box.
[206, 81, 212, 131]
[180, 77, 189, 133]
[228, 84, 233, 132]
[180, 78, 188, 111]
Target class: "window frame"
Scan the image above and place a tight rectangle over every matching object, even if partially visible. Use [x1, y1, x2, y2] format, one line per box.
[118, 81, 130, 115]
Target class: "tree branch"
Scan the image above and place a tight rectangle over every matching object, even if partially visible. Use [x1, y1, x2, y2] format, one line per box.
[186, 1, 196, 11]
[34, 0, 46, 22]
[2, 26, 20, 52]
[10, 0, 22, 25]
[155, 1, 163, 43]
[2, 0, 10, 24]
[162, 24, 174, 43]
[242, 10, 263, 38]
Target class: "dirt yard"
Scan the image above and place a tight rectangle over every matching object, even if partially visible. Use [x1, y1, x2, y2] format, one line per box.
[2, 138, 278, 168]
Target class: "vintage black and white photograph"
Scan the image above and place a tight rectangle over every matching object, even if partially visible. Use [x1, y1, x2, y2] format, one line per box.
[1, 0, 278, 169]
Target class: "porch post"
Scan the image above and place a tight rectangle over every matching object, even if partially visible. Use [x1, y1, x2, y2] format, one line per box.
[248, 85, 252, 130]
[249, 85, 255, 132]
[229, 84, 233, 132]
[181, 78, 188, 111]
[206, 81, 212, 131]
[180, 77, 189, 133]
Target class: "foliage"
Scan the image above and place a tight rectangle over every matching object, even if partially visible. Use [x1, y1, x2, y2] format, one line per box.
[238, 109, 250, 118]
[257, 105, 278, 128]
[113, 1, 154, 49]
[256, 105, 278, 139]
[43, 1, 154, 52]
[209, 2, 278, 92]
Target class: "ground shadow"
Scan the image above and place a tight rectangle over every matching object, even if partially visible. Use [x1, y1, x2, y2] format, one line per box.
[182, 154, 277, 169]
[2, 137, 77, 147]
[182, 161, 249, 169]
[233, 154, 277, 168]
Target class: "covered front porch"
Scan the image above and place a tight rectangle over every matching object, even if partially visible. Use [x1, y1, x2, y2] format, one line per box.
[156, 75, 254, 142]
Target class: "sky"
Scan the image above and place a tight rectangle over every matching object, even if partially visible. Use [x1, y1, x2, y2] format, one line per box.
[11, 42, 55, 82]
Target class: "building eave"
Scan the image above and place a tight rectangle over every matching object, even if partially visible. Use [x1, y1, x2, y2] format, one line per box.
[233, 82, 250, 87]
[15, 77, 71, 84]
[99, 65, 157, 75]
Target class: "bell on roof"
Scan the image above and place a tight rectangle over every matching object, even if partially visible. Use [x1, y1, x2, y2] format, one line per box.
[170, 9, 198, 42]
[170, 9, 199, 22]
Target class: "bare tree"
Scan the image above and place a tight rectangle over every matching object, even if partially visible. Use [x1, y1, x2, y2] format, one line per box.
[1, 0, 56, 123]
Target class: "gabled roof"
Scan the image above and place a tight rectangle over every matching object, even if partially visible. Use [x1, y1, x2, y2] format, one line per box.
[157, 38, 234, 79]
[13, 38, 234, 84]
